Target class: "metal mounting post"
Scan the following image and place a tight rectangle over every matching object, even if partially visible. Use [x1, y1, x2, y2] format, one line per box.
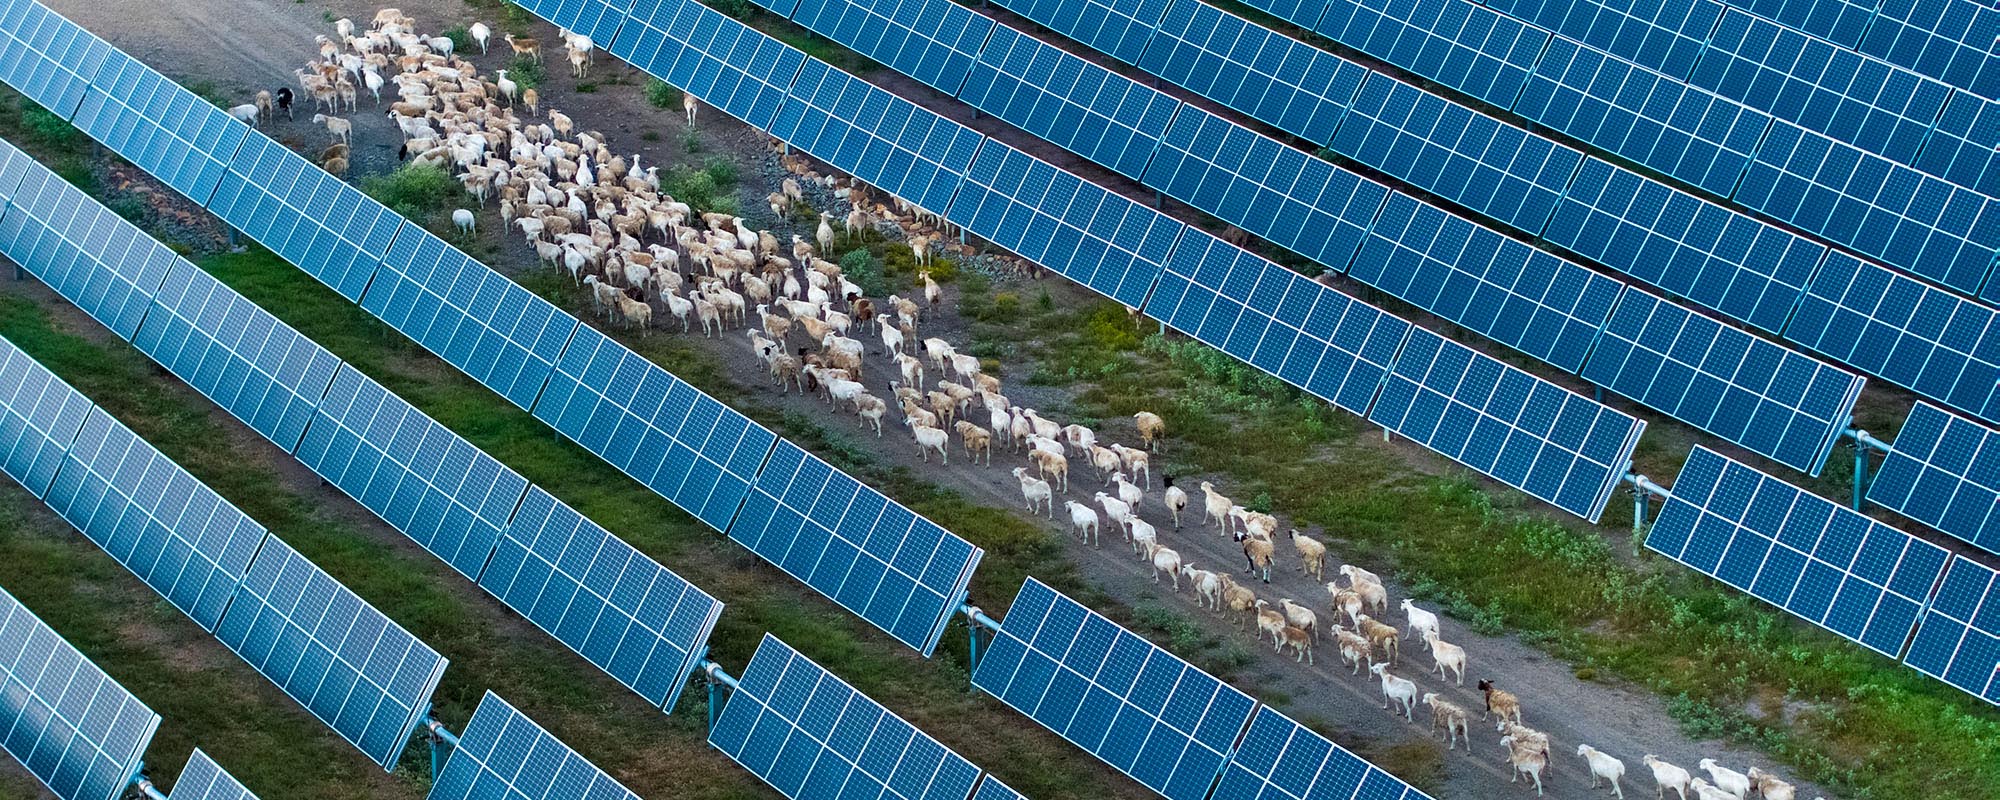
[1624, 474, 1669, 535]
[961, 605, 1002, 675]
[1844, 429, 1892, 511]
[130, 763, 167, 800]
[423, 714, 461, 782]
[702, 658, 741, 733]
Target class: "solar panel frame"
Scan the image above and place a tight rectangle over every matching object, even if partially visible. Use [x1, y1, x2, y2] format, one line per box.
[1903, 556, 2000, 705]
[0, 0, 112, 119]
[0, 336, 92, 499]
[1646, 446, 1951, 659]
[1211, 705, 1432, 800]
[43, 408, 269, 632]
[0, 135, 31, 202]
[971, 776, 1028, 800]
[214, 535, 447, 770]
[1369, 326, 1645, 521]
[73, 51, 247, 206]
[479, 487, 723, 711]
[1915, 92, 1997, 201]
[170, 749, 261, 800]
[1234, 0, 1334, 30]
[1867, 403, 2000, 554]
[603, 0, 692, 79]
[1314, 0, 1549, 108]
[1859, 0, 1999, 97]
[789, 0, 995, 96]
[1732, 0, 1875, 47]
[959, 23, 1180, 181]
[0, 584, 162, 800]
[295, 366, 530, 581]
[984, 0, 1171, 64]
[1137, 0, 1366, 145]
[642, 0, 806, 132]
[206, 132, 403, 302]
[511, 0, 636, 46]
[429, 691, 642, 800]
[729, 440, 983, 656]
[1480, 0, 1724, 78]
[770, 60, 981, 218]
[708, 634, 984, 800]
[0, 166, 180, 340]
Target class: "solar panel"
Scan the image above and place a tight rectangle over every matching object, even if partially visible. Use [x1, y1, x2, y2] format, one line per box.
[1646, 445, 1951, 659]
[1545, 158, 1821, 334]
[1736, 121, 2000, 297]
[169, 750, 260, 800]
[1212, 706, 1432, 800]
[1369, 326, 1644, 521]
[1350, 192, 1619, 372]
[1581, 289, 1864, 475]
[971, 776, 1027, 800]
[787, 0, 994, 96]
[1481, 0, 1723, 78]
[0, 335, 91, 498]
[770, 60, 981, 217]
[1786, 252, 2000, 426]
[1904, 556, 2000, 704]
[1859, 0, 1999, 97]
[479, 487, 723, 711]
[72, 50, 247, 205]
[984, 0, 1170, 64]
[1331, 74, 1585, 234]
[133, 260, 341, 453]
[1234, 0, 1333, 30]
[1138, 1, 1366, 145]
[206, 132, 402, 302]
[214, 535, 446, 770]
[43, 408, 268, 631]
[729, 440, 983, 656]
[1147, 228, 1410, 415]
[0, 0, 111, 118]
[1867, 403, 2000, 554]
[604, 0, 692, 81]
[960, 23, 1179, 181]
[1915, 92, 1998, 206]
[709, 634, 984, 800]
[0, 583, 161, 800]
[0, 166, 180, 340]
[1692, 11, 1952, 168]
[0, 135, 31, 202]
[511, 0, 636, 46]
[531, 324, 775, 532]
[359, 226, 577, 412]
[1314, 0, 1547, 108]
[1513, 37, 1769, 197]
[1143, 104, 1388, 270]
[608, 0, 803, 132]
[430, 691, 640, 800]
[948, 138, 1178, 307]
[972, 578, 1256, 800]
[1733, 0, 1875, 46]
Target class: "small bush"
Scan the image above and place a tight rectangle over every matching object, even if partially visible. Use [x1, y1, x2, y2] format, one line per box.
[105, 195, 149, 225]
[575, 82, 598, 93]
[505, 55, 544, 90]
[442, 26, 475, 55]
[710, 0, 753, 17]
[644, 79, 683, 109]
[838, 250, 889, 297]
[703, 157, 738, 186]
[362, 164, 466, 225]
[680, 128, 702, 153]
[640, 130, 661, 141]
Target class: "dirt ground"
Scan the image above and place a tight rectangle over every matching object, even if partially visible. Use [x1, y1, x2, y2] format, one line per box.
[17, 0, 1844, 798]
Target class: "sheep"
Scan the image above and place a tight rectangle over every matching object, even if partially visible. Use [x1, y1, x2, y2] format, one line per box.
[1011, 467, 1053, 518]
[1186, 565, 1222, 611]
[1356, 614, 1400, 665]
[853, 393, 887, 436]
[1579, 745, 1627, 799]
[1110, 473, 1143, 514]
[1253, 600, 1287, 645]
[1146, 542, 1182, 590]
[1642, 756, 1692, 800]
[1327, 584, 1364, 628]
[1241, 536, 1274, 584]
[613, 295, 651, 334]
[1029, 449, 1069, 493]
[691, 291, 721, 337]
[900, 398, 940, 430]
[311, 113, 351, 144]
[1061, 424, 1097, 457]
[1277, 598, 1317, 641]
[1341, 566, 1389, 614]
[1696, 760, 1749, 800]
[1200, 481, 1232, 532]
[1094, 492, 1133, 535]
[1423, 693, 1471, 751]
[1127, 515, 1157, 559]
[1691, 780, 1737, 800]
[226, 102, 260, 125]
[682, 91, 699, 128]
[1402, 599, 1441, 642]
[452, 208, 477, 238]
[1423, 629, 1467, 685]
[1287, 528, 1327, 579]
[1020, 408, 1061, 442]
[1108, 443, 1151, 487]
[1746, 769, 1793, 800]
[1503, 734, 1550, 796]
[1162, 476, 1188, 529]
[1370, 663, 1417, 721]
[922, 337, 956, 371]
[1220, 577, 1257, 628]
[1340, 563, 1383, 587]
[1478, 679, 1523, 724]
[1088, 445, 1123, 485]
[1334, 628, 1372, 674]
[470, 22, 491, 52]
[907, 422, 950, 463]
[1133, 411, 1166, 451]
[1231, 507, 1279, 542]
[1064, 500, 1100, 547]
[1277, 626, 1313, 663]
[522, 88, 539, 116]
[953, 420, 992, 466]
[274, 87, 294, 119]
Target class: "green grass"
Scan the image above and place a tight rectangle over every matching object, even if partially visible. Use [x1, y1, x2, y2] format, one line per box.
[645, 78, 683, 109]
[503, 55, 544, 91]
[361, 164, 470, 231]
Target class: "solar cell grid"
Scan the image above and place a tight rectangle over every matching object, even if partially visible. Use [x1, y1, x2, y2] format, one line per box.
[1581, 290, 1864, 475]
[1735, 0, 1876, 46]
[531, 324, 777, 531]
[170, 750, 261, 800]
[0, 0, 111, 118]
[1859, 0, 1999, 97]
[972, 578, 1257, 800]
[960, 23, 1179, 181]
[295, 366, 530, 581]
[655, 0, 806, 131]
[0, 136, 31, 202]
[1212, 706, 1432, 800]
[214, 536, 446, 770]
[1349, 192, 1618, 372]
[73, 52, 247, 205]
[1138, 0, 1366, 145]
[511, 0, 635, 45]
[0, 166, 180, 340]
[0, 335, 91, 498]
[1369, 327, 1644, 521]
[1904, 556, 2000, 704]
[43, 408, 268, 631]
[971, 777, 1028, 800]
[1315, 0, 1548, 108]
[788, 0, 995, 95]
[985, 0, 1171, 64]
[1646, 446, 1951, 659]
[479, 487, 723, 711]
[604, 0, 692, 79]
[1331, 74, 1585, 234]
[0, 584, 161, 800]
[1481, 0, 1723, 78]
[1917, 93, 1997, 212]
[1867, 403, 2000, 554]
[206, 132, 402, 302]
[708, 634, 984, 800]
[771, 60, 981, 217]
[429, 691, 641, 800]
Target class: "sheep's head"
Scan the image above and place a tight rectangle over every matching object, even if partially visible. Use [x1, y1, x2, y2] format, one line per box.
[1369, 662, 1388, 677]
[1421, 692, 1437, 705]
[1577, 744, 1592, 757]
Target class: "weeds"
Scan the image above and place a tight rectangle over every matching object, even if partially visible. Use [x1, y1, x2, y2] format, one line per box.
[503, 55, 543, 90]
[838, 250, 889, 297]
[644, 78, 683, 109]
[361, 164, 467, 229]
[442, 26, 475, 56]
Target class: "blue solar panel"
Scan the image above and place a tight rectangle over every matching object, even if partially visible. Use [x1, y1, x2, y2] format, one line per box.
[1737, 121, 2000, 297]
[0, 135, 30, 201]
[133, 260, 340, 453]
[479, 487, 723, 711]
[1582, 290, 1864, 475]
[0, 166, 179, 340]
[1370, 327, 1645, 521]
[1351, 193, 1618, 372]
[709, 634, 984, 800]
[971, 776, 1027, 800]
[604, 0, 691, 79]
[1915, 92, 1998, 202]
[1646, 446, 1951, 659]
[0, 335, 91, 498]
[359, 227, 577, 412]
[1904, 556, 2000, 705]
[0, 0, 111, 118]
[0, 584, 160, 800]
[1694, 11, 1952, 168]
[949, 138, 1178, 307]
[1868, 403, 2000, 554]
[1545, 158, 1822, 334]
[1147, 227, 1410, 415]
[1733, 0, 1875, 46]
[1314, 0, 1547, 108]
[206, 132, 402, 302]
[295, 366, 530, 581]
[1143, 104, 1388, 270]
[214, 535, 446, 770]
[770, 60, 981, 217]
[729, 440, 983, 656]
[1235, 0, 1333, 29]
[960, 23, 1179, 181]
[1331, 74, 1584, 234]
[72, 51, 247, 206]
[1514, 37, 1768, 197]
[1138, 1, 1365, 145]
[1859, 0, 1999, 97]
[610, 0, 803, 132]
[170, 750, 260, 800]
[430, 691, 640, 800]
[789, 0, 994, 95]
[512, 0, 635, 46]
[985, 0, 1170, 64]
[1212, 706, 1432, 800]
[1787, 252, 2000, 426]
[43, 408, 268, 631]
[1481, 0, 1723, 78]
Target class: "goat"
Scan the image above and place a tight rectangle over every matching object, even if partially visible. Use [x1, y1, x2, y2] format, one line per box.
[1422, 693, 1471, 751]
[1746, 769, 1793, 800]
[1287, 528, 1327, 579]
[1423, 629, 1467, 686]
[1356, 614, 1400, 665]
[1162, 476, 1188, 529]
[1642, 756, 1692, 800]
[1011, 467, 1052, 518]
[1478, 679, 1523, 724]
[1696, 761, 1749, 800]
[1402, 599, 1440, 642]
[1063, 500, 1100, 547]
[1579, 745, 1627, 799]
[1370, 663, 1417, 720]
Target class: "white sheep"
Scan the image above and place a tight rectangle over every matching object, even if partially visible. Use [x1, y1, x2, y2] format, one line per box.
[1108, 443, 1151, 487]
[1095, 492, 1132, 535]
[1185, 565, 1222, 611]
[1401, 599, 1440, 642]
[1277, 598, 1317, 641]
[1064, 500, 1100, 547]
[1746, 769, 1793, 800]
[1162, 477, 1189, 528]
[1146, 542, 1182, 590]
[226, 103, 260, 125]
[311, 113, 350, 144]
[1011, 467, 1052, 518]
[452, 208, 476, 237]
[1370, 663, 1417, 721]
[911, 423, 949, 463]
[1061, 423, 1096, 457]
[1128, 515, 1158, 559]
[1642, 756, 1692, 800]
[1422, 629, 1467, 686]
[1691, 780, 1735, 800]
[1327, 583, 1365, 628]
[1287, 528, 1327, 579]
[1110, 472, 1144, 512]
[1697, 760, 1749, 800]
[1422, 693, 1471, 751]
[1200, 481, 1232, 532]
[1577, 745, 1627, 798]
[469, 21, 491, 52]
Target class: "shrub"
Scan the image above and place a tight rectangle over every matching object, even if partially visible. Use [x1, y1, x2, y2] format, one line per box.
[362, 164, 465, 225]
[703, 157, 738, 186]
[442, 25, 475, 56]
[505, 55, 543, 90]
[838, 250, 888, 297]
[644, 79, 682, 109]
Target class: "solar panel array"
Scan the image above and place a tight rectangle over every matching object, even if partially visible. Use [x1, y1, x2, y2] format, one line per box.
[1917, 93, 1998, 200]
[0, 584, 161, 800]
[0, 0, 111, 117]
[1315, 0, 1548, 108]
[608, 0, 804, 132]
[170, 750, 261, 800]
[1137, 0, 1364, 144]
[0, 164, 181, 339]
[207, 132, 403, 303]
[1211, 706, 1433, 800]
[1479, 0, 1722, 78]
[1867, 403, 2000, 554]
[784, 0, 994, 96]
[986, 0, 1172, 64]
[1859, 0, 1999, 96]
[0, 335, 92, 498]
[960, 23, 1178, 181]
[429, 691, 644, 800]
[771, 60, 982, 216]
[72, 50, 246, 205]
[1904, 556, 2000, 704]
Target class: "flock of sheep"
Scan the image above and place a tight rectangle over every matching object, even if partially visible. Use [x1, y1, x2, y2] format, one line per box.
[253, 9, 1824, 800]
